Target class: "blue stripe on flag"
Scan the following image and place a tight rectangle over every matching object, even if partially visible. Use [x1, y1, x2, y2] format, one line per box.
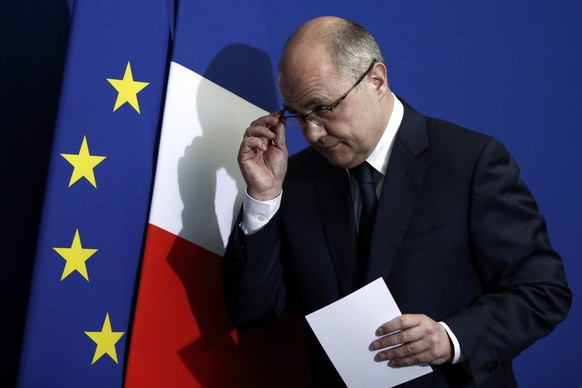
[172, 0, 279, 112]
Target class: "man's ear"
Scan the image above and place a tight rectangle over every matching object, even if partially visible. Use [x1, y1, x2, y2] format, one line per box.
[370, 62, 389, 98]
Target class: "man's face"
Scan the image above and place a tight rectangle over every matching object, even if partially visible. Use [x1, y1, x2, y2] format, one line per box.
[278, 48, 386, 169]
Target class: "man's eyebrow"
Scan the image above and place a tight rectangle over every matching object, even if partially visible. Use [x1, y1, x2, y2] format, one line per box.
[283, 98, 328, 114]
[282, 104, 300, 114]
[304, 96, 328, 107]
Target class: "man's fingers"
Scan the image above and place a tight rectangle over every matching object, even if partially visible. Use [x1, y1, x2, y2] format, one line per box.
[247, 112, 283, 133]
[376, 314, 421, 336]
[372, 314, 452, 366]
[245, 123, 277, 140]
[386, 348, 450, 367]
[240, 136, 270, 155]
[272, 120, 287, 148]
[374, 340, 429, 361]
[371, 325, 423, 350]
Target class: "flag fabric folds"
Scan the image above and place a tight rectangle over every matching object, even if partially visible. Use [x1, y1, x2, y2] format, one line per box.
[18, 0, 171, 386]
[124, 0, 309, 386]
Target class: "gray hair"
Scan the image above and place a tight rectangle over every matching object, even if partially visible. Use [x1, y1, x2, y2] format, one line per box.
[323, 19, 385, 80]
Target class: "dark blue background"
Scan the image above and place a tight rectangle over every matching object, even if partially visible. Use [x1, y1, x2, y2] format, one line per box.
[2, 1, 580, 386]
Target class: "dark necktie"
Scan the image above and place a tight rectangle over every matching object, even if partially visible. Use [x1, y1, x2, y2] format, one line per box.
[350, 162, 379, 280]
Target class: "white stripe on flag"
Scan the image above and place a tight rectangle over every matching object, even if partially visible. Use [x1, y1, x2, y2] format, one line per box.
[149, 61, 268, 255]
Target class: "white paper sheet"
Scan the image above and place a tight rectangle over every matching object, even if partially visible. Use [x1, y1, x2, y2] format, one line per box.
[305, 278, 432, 387]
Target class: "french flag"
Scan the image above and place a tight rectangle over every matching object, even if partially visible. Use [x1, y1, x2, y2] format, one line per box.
[125, 1, 308, 386]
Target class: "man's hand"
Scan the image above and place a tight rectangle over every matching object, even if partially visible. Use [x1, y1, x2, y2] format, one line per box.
[238, 112, 288, 201]
[370, 314, 452, 366]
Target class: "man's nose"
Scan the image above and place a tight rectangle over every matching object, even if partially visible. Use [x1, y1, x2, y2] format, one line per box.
[302, 120, 327, 143]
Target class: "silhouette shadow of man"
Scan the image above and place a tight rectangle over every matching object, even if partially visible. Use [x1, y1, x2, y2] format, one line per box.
[167, 43, 309, 387]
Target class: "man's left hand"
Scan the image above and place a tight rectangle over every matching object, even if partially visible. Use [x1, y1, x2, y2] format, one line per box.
[371, 314, 452, 366]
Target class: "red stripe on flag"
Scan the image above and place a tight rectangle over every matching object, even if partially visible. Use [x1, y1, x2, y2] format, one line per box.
[126, 224, 309, 387]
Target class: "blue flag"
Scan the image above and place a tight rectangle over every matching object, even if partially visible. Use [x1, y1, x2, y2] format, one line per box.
[18, 1, 171, 386]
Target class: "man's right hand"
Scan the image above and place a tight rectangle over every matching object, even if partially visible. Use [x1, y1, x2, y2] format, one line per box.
[238, 112, 289, 201]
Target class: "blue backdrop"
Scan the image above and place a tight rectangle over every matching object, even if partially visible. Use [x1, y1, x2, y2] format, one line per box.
[2, 0, 580, 386]
[262, 2, 581, 386]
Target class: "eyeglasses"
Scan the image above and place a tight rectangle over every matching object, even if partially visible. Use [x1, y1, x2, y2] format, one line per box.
[280, 60, 378, 127]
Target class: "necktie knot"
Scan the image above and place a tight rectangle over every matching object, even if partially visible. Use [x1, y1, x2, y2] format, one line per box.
[350, 162, 378, 209]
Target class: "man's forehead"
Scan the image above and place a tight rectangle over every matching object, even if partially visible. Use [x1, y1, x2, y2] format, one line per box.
[278, 48, 338, 87]
[279, 67, 339, 108]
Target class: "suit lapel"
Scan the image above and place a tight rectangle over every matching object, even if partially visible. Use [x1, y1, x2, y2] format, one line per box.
[315, 166, 359, 295]
[364, 101, 429, 284]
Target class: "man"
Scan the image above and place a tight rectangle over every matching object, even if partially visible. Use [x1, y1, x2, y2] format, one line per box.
[222, 16, 571, 387]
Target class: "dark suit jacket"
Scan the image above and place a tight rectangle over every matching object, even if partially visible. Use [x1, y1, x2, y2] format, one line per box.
[222, 99, 571, 387]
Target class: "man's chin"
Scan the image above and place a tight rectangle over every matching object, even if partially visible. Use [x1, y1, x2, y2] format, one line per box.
[317, 147, 354, 169]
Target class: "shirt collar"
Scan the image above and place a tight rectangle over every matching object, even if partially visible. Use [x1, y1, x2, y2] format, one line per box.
[366, 93, 404, 176]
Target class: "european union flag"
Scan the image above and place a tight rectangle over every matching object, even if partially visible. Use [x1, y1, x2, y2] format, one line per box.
[18, 0, 171, 386]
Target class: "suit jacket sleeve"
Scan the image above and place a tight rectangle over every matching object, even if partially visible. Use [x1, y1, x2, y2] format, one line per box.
[221, 211, 289, 328]
[444, 138, 572, 384]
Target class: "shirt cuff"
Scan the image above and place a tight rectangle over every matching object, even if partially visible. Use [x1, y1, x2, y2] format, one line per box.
[240, 190, 282, 235]
[439, 321, 465, 364]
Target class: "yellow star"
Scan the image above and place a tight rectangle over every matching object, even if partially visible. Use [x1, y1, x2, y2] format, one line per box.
[53, 229, 98, 281]
[60, 136, 106, 188]
[106, 61, 149, 114]
[85, 313, 125, 365]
